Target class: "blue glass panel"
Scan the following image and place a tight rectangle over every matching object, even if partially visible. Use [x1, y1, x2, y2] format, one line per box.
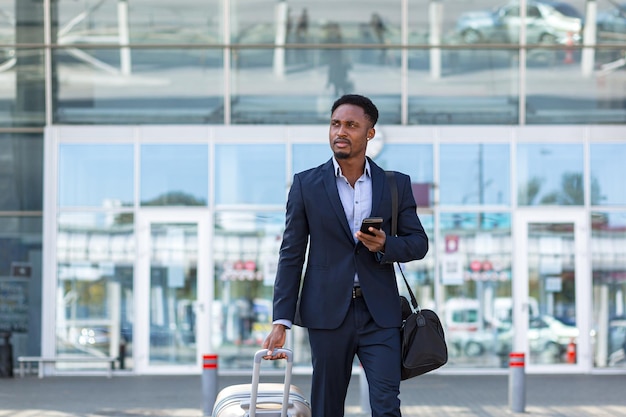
[215, 145, 286, 205]
[440, 144, 510, 206]
[0, 133, 43, 211]
[374, 144, 434, 207]
[590, 144, 626, 205]
[292, 144, 329, 174]
[140, 144, 208, 206]
[517, 143, 583, 206]
[0, 49, 46, 127]
[59, 144, 134, 208]
[374, 144, 433, 182]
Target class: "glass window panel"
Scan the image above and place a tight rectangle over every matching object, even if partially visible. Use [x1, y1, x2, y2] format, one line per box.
[0, 216, 41, 337]
[56, 212, 134, 369]
[399, 212, 435, 304]
[597, 0, 626, 47]
[212, 211, 285, 368]
[52, 48, 223, 124]
[0, 49, 46, 127]
[0, 133, 43, 211]
[148, 222, 197, 365]
[2, 0, 45, 127]
[526, 46, 626, 124]
[591, 143, 626, 205]
[408, 49, 519, 124]
[215, 144, 286, 205]
[292, 144, 329, 174]
[57, 0, 221, 44]
[59, 144, 134, 208]
[526, 221, 579, 365]
[439, 212, 512, 367]
[0, 1, 16, 44]
[232, 1, 401, 46]
[14, 0, 43, 41]
[374, 144, 434, 208]
[440, 144, 510, 206]
[140, 144, 208, 206]
[231, 48, 401, 124]
[591, 211, 626, 369]
[517, 143, 584, 206]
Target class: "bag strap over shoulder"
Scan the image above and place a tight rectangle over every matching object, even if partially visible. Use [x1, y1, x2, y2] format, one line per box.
[386, 171, 398, 237]
[385, 171, 420, 312]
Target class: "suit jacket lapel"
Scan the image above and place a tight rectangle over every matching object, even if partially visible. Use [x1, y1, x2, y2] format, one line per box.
[322, 159, 354, 242]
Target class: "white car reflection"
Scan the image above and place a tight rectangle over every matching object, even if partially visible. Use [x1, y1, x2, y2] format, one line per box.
[497, 315, 579, 361]
[455, 0, 583, 45]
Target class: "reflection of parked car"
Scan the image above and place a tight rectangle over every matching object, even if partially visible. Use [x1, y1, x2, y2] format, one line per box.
[597, 3, 626, 43]
[497, 315, 579, 361]
[455, 0, 583, 45]
[445, 298, 497, 357]
[497, 316, 560, 359]
[541, 315, 579, 349]
[608, 317, 626, 366]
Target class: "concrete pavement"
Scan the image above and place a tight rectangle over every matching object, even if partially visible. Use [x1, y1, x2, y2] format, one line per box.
[1, 372, 626, 416]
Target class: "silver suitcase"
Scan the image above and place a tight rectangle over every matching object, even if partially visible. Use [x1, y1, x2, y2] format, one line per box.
[212, 348, 311, 417]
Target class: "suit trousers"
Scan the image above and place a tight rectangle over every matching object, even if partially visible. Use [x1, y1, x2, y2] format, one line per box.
[307, 297, 402, 417]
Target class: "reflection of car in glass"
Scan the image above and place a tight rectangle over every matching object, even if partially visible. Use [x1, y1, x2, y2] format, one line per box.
[497, 315, 579, 361]
[597, 3, 626, 43]
[541, 315, 579, 348]
[608, 317, 626, 366]
[455, 0, 583, 45]
[445, 298, 497, 357]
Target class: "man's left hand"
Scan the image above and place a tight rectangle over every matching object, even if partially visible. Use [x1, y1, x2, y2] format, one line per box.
[355, 227, 386, 252]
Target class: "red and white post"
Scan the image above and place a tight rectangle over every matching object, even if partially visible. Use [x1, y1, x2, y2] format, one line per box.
[202, 354, 218, 416]
[508, 352, 526, 413]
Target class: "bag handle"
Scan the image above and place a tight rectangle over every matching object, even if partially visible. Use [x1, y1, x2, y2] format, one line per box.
[385, 171, 420, 313]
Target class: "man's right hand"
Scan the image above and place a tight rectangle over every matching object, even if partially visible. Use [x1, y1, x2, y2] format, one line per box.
[262, 324, 288, 360]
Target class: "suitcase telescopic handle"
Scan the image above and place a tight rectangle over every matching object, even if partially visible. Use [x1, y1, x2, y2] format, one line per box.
[249, 348, 293, 417]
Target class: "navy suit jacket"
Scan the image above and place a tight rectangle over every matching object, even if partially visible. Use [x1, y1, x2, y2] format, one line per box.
[273, 157, 428, 330]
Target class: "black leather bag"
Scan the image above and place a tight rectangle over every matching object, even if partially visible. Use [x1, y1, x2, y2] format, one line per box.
[387, 171, 448, 380]
[400, 296, 448, 380]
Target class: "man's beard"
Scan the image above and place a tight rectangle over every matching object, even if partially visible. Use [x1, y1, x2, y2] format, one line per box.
[334, 150, 349, 159]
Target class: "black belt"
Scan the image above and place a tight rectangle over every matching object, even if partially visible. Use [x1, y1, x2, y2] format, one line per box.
[352, 286, 363, 298]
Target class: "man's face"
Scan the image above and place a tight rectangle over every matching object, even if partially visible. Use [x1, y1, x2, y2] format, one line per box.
[329, 104, 375, 160]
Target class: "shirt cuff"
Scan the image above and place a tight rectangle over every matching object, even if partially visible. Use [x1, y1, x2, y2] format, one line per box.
[273, 319, 292, 329]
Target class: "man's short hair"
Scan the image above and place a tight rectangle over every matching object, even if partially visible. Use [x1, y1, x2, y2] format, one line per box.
[331, 94, 379, 127]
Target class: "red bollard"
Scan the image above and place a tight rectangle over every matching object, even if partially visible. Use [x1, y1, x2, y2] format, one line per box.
[509, 352, 525, 413]
[202, 354, 218, 416]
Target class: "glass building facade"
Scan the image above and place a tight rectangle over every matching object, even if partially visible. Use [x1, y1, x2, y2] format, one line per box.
[1, 0, 625, 376]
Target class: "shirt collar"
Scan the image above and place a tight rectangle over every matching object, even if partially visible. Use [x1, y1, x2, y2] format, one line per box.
[332, 157, 371, 179]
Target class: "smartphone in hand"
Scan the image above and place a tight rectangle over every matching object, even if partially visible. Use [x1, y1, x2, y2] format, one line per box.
[360, 217, 383, 236]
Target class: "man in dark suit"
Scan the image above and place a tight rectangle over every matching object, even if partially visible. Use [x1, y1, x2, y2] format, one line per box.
[263, 94, 428, 417]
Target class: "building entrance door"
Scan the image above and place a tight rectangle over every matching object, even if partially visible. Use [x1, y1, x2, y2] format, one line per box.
[514, 211, 591, 372]
[136, 211, 210, 374]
